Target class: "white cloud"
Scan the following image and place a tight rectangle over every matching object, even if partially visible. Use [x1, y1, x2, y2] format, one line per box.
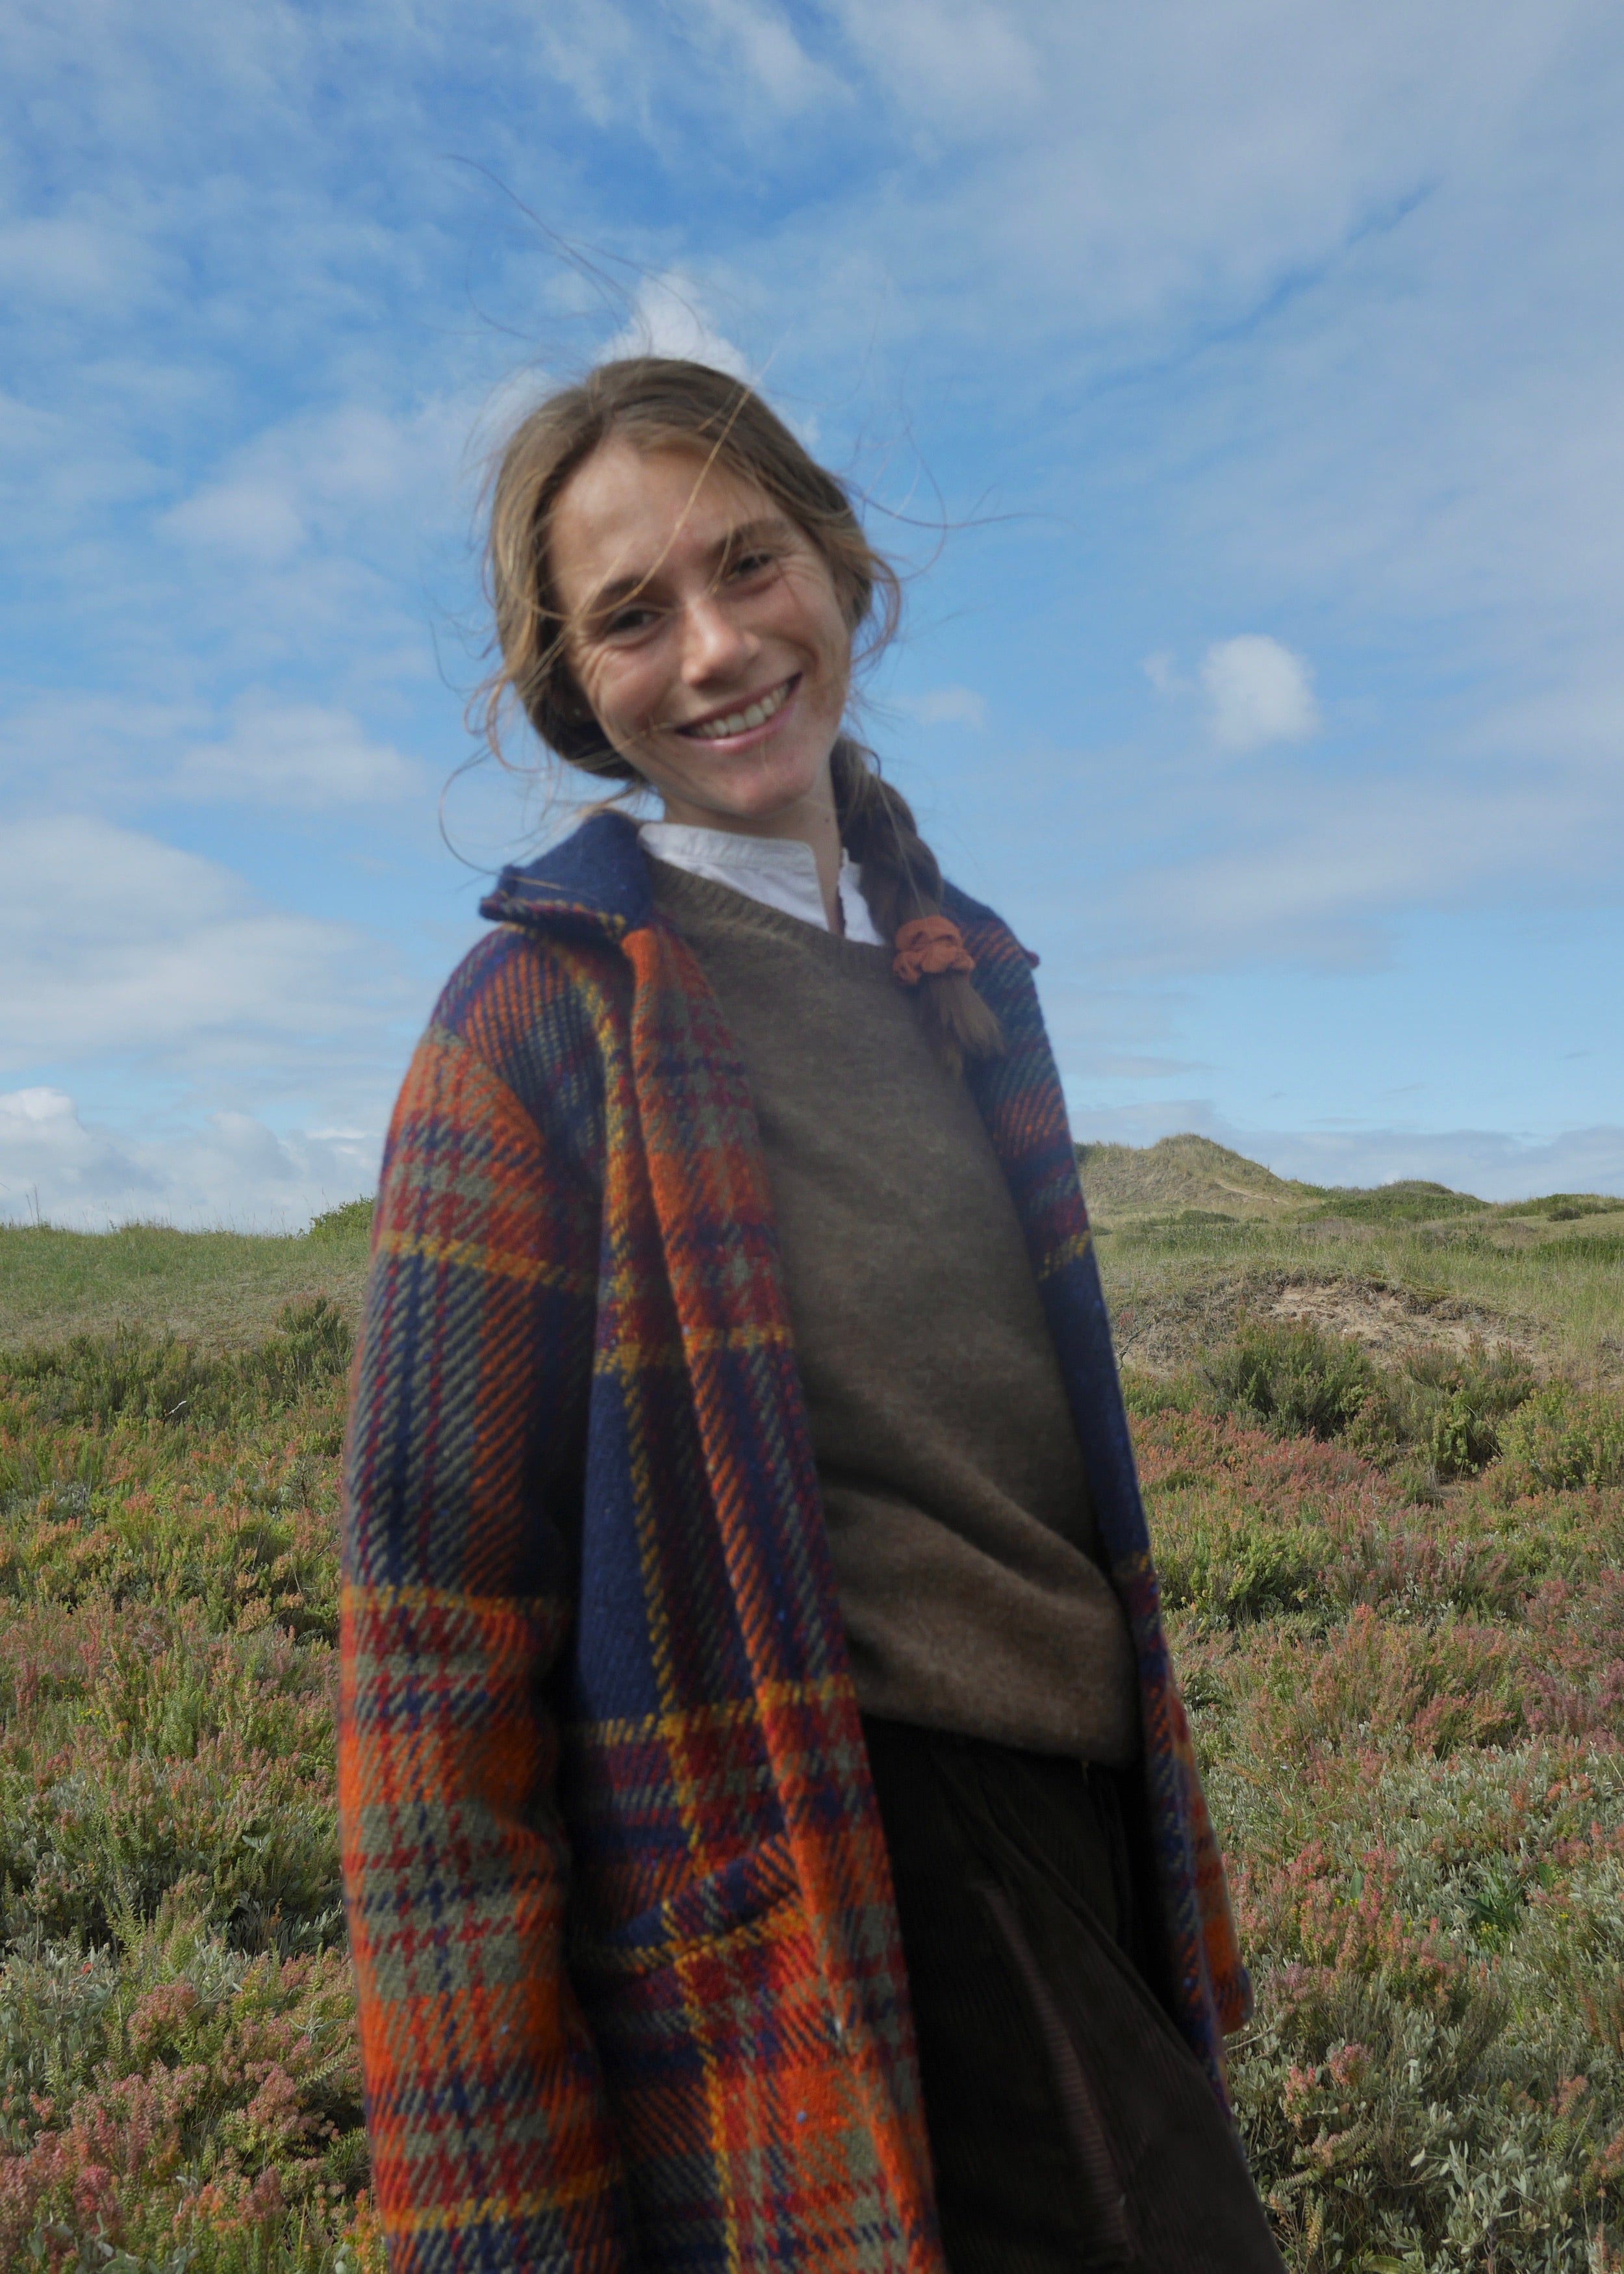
[0, 212, 166, 310]
[0, 814, 414, 1073]
[0, 1087, 379, 1231]
[923, 5, 1568, 332]
[0, 694, 209, 807]
[1201, 635, 1321, 750]
[162, 478, 307, 565]
[671, 0, 838, 114]
[1069, 779, 1553, 978]
[0, 693, 424, 813]
[896, 685, 988, 728]
[527, 0, 839, 136]
[527, 0, 647, 132]
[826, 0, 1040, 124]
[602, 272, 753, 380]
[170, 697, 425, 808]
[159, 396, 471, 569]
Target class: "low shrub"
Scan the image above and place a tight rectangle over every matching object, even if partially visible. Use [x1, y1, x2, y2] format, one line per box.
[1239, 1604, 1529, 1763]
[1503, 1386, 1624, 1490]
[0, 1301, 351, 1442]
[1118, 1365, 1202, 1417]
[1501, 1193, 1618, 1223]
[2, 1275, 1621, 2267]
[1388, 1343, 1537, 1479]
[1204, 1320, 1378, 1440]
[305, 1200, 374, 1246]
[1215, 1737, 1624, 2271]
[1193, 1322, 1540, 1481]
[0, 1312, 366, 2269]
[1153, 1512, 1326, 1623]
[0, 1889, 367, 2271]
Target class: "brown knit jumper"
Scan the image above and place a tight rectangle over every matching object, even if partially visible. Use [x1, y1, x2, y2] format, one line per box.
[650, 861, 1140, 1764]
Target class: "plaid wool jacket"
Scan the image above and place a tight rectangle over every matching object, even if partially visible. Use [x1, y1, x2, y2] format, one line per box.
[339, 810, 1252, 2274]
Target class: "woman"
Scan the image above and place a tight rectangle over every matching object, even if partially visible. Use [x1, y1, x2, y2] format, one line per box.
[339, 357, 1283, 2274]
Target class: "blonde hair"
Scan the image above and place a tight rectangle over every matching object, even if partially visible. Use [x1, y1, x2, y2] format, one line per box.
[481, 356, 1002, 1070]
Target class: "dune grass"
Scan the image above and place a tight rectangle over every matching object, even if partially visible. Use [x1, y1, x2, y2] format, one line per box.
[1084, 1138, 1624, 1381]
[1098, 1217, 1624, 1381]
[0, 1204, 375, 1353]
[3, 1151, 1623, 2268]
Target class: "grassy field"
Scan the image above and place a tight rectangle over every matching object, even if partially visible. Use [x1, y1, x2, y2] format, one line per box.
[1083, 1135, 1624, 1384]
[0, 1201, 374, 1353]
[1, 1148, 1621, 2269]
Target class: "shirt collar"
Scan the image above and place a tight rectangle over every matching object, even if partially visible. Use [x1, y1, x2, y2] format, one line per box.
[638, 820, 886, 945]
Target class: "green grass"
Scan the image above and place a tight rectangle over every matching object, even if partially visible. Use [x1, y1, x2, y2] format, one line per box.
[1084, 1140, 1624, 1383]
[0, 1203, 375, 1352]
[4, 1149, 1624, 2269]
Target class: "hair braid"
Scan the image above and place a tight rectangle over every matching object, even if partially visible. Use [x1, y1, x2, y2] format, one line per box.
[831, 737, 1004, 1075]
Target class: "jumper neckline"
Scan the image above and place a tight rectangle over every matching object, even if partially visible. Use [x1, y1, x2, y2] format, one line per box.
[646, 857, 897, 978]
[638, 818, 885, 947]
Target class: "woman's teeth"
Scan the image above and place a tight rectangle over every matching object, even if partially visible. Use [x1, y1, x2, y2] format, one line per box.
[683, 679, 793, 740]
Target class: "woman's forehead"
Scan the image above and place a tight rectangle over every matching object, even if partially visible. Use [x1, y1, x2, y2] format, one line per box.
[550, 438, 787, 605]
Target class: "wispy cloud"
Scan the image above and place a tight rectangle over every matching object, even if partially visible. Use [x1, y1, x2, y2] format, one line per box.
[168, 700, 427, 808]
[2, 0, 1621, 1216]
[0, 815, 415, 1075]
[671, 0, 842, 114]
[826, 0, 1040, 123]
[894, 685, 989, 730]
[1, 694, 427, 814]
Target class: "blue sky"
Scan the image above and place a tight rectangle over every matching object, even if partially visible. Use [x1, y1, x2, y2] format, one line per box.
[3, 0, 1622, 1226]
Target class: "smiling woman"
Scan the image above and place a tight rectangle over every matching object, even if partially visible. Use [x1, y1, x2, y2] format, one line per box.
[338, 359, 1285, 2274]
[548, 444, 854, 850]
[478, 355, 998, 1072]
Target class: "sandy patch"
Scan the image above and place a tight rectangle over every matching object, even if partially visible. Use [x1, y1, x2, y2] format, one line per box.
[1108, 1268, 1543, 1376]
[1267, 1281, 1530, 1360]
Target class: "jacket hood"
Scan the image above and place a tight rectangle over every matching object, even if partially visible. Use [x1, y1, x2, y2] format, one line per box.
[479, 808, 653, 943]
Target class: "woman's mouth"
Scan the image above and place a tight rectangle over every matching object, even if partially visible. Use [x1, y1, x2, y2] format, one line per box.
[675, 676, 798, 743]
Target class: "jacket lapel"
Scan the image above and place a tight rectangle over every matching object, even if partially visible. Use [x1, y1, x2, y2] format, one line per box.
[486, 811, 941, 2251]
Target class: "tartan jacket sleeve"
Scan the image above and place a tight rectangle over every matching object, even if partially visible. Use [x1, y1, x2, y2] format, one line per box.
[338, 932, 633, 2274]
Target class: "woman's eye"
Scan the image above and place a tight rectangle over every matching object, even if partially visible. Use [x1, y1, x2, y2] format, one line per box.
[601, 604, 659, 639]
[726, 549, 778, 581]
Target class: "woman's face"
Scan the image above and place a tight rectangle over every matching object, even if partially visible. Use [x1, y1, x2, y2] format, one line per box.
[549, 438, 854, 834]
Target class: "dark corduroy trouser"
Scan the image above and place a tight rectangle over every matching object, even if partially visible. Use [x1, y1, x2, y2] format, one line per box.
[861, 1718, 1285, 2274]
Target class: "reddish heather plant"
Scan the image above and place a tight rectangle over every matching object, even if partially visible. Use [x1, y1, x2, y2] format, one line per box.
[2, 1301, 1621, 2267]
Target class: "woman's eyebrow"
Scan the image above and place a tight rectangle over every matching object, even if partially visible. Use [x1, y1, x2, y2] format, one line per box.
[714, 514, 794, 559]
[581, 515, 794, 619]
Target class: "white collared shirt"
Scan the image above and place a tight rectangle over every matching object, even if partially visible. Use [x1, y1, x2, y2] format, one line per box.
[639, 821, 887, 947]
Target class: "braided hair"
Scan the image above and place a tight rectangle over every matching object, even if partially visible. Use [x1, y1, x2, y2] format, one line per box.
[830, 737, 1002, 1071]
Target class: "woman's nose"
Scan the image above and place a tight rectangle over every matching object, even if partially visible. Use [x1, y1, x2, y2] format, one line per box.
[679, 592, 755, 682]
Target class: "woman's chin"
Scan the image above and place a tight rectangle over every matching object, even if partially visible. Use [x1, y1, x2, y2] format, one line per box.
[653, 742, 837, 830]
